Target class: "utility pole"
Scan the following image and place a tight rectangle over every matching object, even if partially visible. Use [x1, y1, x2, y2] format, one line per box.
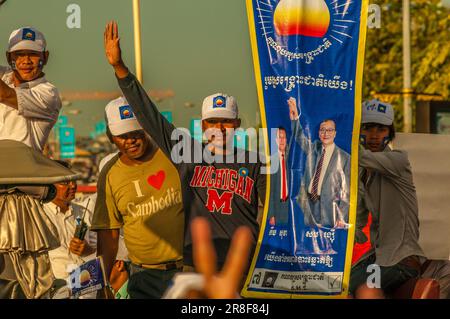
[402, 0, 413, 132]
[132, 0, 143, 84]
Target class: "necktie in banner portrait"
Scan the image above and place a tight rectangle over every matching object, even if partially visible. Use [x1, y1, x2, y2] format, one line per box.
[281, 154, 288, 201]
[310, 148, 326, 201]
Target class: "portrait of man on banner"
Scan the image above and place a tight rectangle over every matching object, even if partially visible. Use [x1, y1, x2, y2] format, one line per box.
[267, 126, 290, 227]
[288, 97, 350, 230]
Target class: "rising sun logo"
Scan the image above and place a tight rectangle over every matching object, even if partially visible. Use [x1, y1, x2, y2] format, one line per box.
[273, 0, 331, 37]
[255, 0, 356, 63]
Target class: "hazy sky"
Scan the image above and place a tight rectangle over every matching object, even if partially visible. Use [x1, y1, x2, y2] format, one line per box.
[0, 0, 260, 136]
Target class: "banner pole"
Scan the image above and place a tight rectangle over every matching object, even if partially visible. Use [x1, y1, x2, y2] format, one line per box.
[132, 0, 143, 84]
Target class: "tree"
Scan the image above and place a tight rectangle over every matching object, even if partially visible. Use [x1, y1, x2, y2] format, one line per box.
[363, 0, 449, 130]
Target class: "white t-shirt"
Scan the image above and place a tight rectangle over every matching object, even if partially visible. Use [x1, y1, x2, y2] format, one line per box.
[0, 65, 62, 151]
[43, 201, 96, 280]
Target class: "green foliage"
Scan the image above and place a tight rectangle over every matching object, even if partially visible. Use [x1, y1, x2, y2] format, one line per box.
[363, 0, 449, 130]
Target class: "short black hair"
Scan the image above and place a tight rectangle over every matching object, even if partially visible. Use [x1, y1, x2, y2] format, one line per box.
[320, 118, 336, 127]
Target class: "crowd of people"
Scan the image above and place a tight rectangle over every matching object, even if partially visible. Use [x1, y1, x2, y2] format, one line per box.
[0, 21, 444, 300]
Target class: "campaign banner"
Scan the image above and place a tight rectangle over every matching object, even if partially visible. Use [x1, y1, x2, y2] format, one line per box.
[68, 257, 106, 298]
[243, 0, 368, 298]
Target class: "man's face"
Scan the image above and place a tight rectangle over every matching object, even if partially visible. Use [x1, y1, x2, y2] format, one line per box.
[7, 50, 47, 83]
[276, 129, 287, 153]
[202, 117, 241, 149]
[319, 120, 336, 146]
[54, 180, 77, 204]
[361, 124, 390, 152]
[112, 130, 149, 160]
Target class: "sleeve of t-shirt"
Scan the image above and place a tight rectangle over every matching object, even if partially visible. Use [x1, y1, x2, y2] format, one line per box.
[15, 82, 62, 122]
[91, 162, 123, 231]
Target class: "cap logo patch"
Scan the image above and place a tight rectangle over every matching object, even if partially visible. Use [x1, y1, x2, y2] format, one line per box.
[22, 28, 36, 41]
[377, 103, 387, 113]
[239, 168, 249, 177]
[119, 105, 135, 120]
[213, 96, 226, 108]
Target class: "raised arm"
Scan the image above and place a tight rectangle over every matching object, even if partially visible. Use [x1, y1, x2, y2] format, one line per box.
[358, 145, 410, 179]
[104, 21, 183, 160]
[288, 97, 311, 152]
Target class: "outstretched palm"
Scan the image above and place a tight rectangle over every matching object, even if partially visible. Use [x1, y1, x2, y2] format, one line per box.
[104, 21, 122, 67]
[288, 97, 299, 120]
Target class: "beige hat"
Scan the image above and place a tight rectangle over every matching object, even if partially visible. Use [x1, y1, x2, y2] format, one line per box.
[8, 27, 46, 52]
[105, 97, 143, 136]
[201, 93, 238, 120]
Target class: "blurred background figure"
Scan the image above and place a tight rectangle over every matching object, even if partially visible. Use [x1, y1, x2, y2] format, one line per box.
[43, 160, 96, 286]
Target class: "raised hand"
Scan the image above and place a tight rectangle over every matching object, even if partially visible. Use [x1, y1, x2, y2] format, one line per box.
[288, 97, 299, 120]
[104, 21, 122, 67]
[192, 217, 252, 299]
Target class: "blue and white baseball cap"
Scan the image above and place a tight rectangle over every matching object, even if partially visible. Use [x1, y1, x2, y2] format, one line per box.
[201, 93, 238, 120]
[8, 27, 46, 52]
[362, 99, 394, 126]
[105, 97, 143, 136]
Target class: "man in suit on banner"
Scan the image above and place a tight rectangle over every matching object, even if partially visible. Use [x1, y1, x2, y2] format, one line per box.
[268, 126, 290, 227]
[288, 97, 350, 229]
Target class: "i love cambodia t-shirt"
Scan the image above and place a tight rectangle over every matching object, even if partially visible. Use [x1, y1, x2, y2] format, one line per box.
[91, 150, 184, 265]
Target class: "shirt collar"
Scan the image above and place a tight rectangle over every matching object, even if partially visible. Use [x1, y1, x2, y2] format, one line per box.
[47, 201, 73, 216]
[3, 68, 47, 89]
[115, 280, 129, 299]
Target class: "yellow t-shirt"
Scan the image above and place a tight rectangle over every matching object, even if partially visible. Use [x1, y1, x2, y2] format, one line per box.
[91, 150, 184, 265]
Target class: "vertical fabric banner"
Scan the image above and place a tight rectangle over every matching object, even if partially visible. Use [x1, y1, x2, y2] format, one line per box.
[243, 0, 368, 298]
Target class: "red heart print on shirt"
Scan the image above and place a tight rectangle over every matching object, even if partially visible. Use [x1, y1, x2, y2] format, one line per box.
[147, 170, 165, 190]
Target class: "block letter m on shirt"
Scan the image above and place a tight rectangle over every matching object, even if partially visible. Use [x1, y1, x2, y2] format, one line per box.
[206, 189, 234, 215]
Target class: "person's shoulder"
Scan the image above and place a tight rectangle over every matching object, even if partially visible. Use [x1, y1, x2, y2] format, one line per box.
[98, 155, 121, 184]
[42, 201, 57, 214]
[98, 152, 120, 173]
[335, 144, 350, 158]
[31, 76, 59, 92]
[387, 147, 411, 164]
[238, 148, 265, 165]
[23, 77, 62, 108]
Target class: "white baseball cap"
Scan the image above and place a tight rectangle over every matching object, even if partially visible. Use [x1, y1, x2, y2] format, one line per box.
[8, 27, 47, 53]
[201, 93, 238, 120]
[362, 99, 394, 126]
[105, 97, 143, 136]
